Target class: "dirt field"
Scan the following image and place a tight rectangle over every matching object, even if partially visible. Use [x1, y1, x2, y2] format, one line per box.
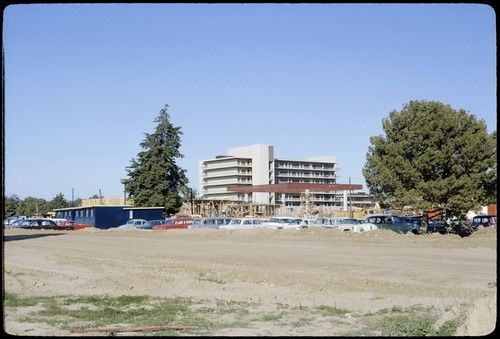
[3, 226, 497, 336]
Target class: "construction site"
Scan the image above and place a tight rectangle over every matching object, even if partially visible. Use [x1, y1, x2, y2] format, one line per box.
[81, 183, 377, 219]
[176, 197, 373, 219]
[177, 183, 376, 219]
[80, 196, 373, 219]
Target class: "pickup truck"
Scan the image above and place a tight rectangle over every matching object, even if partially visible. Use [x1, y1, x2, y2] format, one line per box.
[471, 215, 497, 229]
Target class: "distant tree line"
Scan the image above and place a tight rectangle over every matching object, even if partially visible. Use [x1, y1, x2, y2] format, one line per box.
[3, 193, 82, 218]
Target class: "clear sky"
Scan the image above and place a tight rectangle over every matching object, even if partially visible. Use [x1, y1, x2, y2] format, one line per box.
[3, 3, 497, 201]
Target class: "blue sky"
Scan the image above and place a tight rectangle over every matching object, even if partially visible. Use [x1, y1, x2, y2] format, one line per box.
[3, 3, 497, 201]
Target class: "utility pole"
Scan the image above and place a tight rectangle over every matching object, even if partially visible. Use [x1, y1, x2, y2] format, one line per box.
[190, 188, 194, 215]
[349, 177, 353, 218]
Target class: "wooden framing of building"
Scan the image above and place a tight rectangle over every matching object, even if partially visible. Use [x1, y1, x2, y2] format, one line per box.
[178, 183, 364, 218]
[226, 183, 363, 193]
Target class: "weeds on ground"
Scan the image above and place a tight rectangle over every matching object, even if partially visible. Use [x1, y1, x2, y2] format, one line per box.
[4, 293, 463, 336]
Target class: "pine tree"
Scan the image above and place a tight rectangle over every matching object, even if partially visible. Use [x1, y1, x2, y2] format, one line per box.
[362, 100, 496, 217]
[122, 104, 189, 216]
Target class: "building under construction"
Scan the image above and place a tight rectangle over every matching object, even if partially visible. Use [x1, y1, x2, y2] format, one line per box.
[177, 183, 377, 219]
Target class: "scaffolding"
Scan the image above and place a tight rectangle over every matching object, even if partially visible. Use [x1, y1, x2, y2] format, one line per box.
[177, 199, 281, 218]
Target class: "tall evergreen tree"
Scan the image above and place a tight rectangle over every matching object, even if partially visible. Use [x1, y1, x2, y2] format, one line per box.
[50, 193, 69, 210]
[121, 105, 189, 216]
[362, 100, 496, 217]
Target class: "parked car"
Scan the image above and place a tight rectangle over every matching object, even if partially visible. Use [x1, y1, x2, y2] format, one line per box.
[116, 219, 148, 229]
[4, 215, 27, 226]
[152, 217, 193, 230]
[51, 218, 75, 226]
[5, 219, 26, 228]
[261, 217, 296, 229]
[284, 218, 317, 229]
[219, 218, 264, 230]
[471, 215, 497, 229]
[143, 219, 166, 230]
[340, 218, 362, 224]
[363, 214, 418, 234]
[308, 217, 347, 229]
[299, 218, 317, 228]
[337, 218, 378, 232]
[10, 218, 61, 229]
[426, 221, 448, 234]
[280, 218, 305, 229]
[189, 217, 232, 229]
[400, 216, 428, 234]
[448, 219, 475, 237]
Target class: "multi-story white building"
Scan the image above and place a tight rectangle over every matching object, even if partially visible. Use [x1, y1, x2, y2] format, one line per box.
[199, 144, 374, 211]
[271, 156, 338, 207]
[199, 144, 274, 204]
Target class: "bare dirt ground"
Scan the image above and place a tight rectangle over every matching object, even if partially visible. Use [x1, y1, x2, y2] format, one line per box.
[3, 226, 497, 336]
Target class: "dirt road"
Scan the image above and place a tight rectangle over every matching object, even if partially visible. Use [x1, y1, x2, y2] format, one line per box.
[3, 227, 497, 336]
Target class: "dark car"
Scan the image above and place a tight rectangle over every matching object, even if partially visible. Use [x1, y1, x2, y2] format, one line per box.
[471, 215, 497, 229]
[14, 218, 60, 229]
[426, 221, 448, 234]
[399, 216, 428, 234]
[365, 214, 418, 234]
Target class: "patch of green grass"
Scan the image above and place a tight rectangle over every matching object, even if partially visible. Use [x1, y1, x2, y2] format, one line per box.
[377, 313, 437, 336]
[434, 318, 462, 336]
[259, 311, 287, 322]
[5, 293, 206, 334]
[4, 292, 44, 307]
[367, 305, 462, 336]
[215, 300, 253, 316]
[315, 305, 351, 316]
[3, 293, 466, 336]
[197, 272, 225, 284]
[291, 316, 314, 328]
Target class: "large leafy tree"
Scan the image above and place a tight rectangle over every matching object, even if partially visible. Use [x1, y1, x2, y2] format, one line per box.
[121, 105, 189, 216]
[362, 100, 496, 217]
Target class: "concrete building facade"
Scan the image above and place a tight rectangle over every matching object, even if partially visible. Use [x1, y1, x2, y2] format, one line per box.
[199, 144, 374, 211]
[199, 144, 273, 204]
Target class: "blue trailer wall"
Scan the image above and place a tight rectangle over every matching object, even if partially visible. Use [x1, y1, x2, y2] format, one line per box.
[54, 206, 164, 229]
[124, 209, 164, 221]
[95, 206, 130, 229]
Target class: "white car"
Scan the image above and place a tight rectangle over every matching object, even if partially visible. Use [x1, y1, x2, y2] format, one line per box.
[219, 218, 264, 230]
[261, 217, 297, 229]
[116, 219, 148, 229]
[337, 219, 379, 232]
[308, 217, 348, 229]
[283, 218, 316, 229]
[294, 218, 319, 229]
[189, 217, 232, 229]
